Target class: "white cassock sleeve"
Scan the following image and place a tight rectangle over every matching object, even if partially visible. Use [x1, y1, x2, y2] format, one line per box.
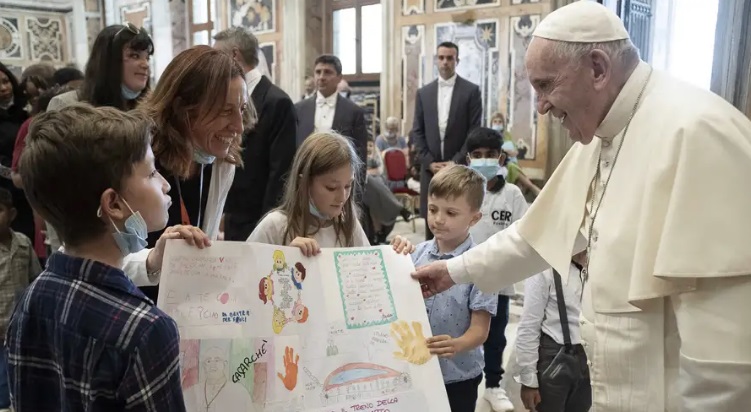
[446, 221, 587, 293]
[671, 276, 751, 411]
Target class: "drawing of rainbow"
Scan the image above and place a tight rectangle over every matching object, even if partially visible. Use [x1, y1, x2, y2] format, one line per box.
[320, 362, 412, 405]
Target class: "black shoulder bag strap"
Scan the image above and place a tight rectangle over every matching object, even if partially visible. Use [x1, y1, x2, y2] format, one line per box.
[553, 269, 572, 352]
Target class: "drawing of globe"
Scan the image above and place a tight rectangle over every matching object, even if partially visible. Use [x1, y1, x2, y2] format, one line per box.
[320, 362, 411, 405]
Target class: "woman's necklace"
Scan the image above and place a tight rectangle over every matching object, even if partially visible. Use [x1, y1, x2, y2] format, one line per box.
[582, 67, 653, 284]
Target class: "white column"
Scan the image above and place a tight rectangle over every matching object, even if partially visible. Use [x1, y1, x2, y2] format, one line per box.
[150, 0, 174, 81]
[379, 0, 395, 130]
[281, 0, 305, 99]
[72, 0, 89, 70]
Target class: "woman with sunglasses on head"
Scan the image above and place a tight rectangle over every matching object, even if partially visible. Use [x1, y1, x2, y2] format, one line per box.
[132, 46, 256, 302]
[43, 23, 155, 257]
[48, 22, 152, 113]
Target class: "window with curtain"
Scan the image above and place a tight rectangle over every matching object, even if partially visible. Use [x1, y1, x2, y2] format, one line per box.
[188, 0, 218, 46]
[331, 0, 382, 81]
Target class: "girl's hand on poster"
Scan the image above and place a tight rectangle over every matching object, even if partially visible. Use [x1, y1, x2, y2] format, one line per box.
[290, 237, 321, 257]
[390, 235, 415, 255]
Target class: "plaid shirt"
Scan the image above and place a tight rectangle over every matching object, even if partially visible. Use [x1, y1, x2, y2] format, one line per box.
[6, 252, 186, 411]
[0, 230, 41, 335]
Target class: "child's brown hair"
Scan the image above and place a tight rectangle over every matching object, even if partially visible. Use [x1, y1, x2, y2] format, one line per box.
[428, 164, 486, 211]
[20, 103, 152, 247]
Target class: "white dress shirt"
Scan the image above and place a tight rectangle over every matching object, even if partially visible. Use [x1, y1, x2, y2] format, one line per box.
[245, 67, 263, 95]
[515, 264, 584, 388]
[437, 73, 456, 159]
[314, 91, 337, 133]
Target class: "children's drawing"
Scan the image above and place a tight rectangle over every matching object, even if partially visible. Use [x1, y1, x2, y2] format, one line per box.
[272, 250, 288, 272]
[334, 249, 397, 329]
[292, 262, 306, 291]
[277, 346, 300, 391]
[258, 276, 274, 304]
[304, 362, 412, 405]
[181, 339, 267, 412]
[390, 320, 432, 365]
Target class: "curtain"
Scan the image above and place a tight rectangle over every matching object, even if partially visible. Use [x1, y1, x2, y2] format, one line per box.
[710, 0, 751, 117]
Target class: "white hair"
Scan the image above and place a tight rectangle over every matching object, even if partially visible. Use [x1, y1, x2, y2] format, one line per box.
[550, 39, 640, 68]
[214, 27, 259, 67]
[385, 116, 400, 129]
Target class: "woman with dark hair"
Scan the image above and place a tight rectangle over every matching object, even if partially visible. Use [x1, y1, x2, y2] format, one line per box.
[47, 22, 153, 112]
[19, 63, 55, 111]
[0, 61, 34, 242]
[127, 45, 256, 301]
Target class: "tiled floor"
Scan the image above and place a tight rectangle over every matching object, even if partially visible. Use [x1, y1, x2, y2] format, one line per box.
[388, 217, 528, 412]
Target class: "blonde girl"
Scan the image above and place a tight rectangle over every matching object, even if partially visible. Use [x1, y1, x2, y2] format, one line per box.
[248, 132, 412, 256]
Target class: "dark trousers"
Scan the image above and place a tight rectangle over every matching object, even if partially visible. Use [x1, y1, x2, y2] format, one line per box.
[536, 334, 592, 412]
[484, 294, 510, 388]
[445, 374, 482, 412]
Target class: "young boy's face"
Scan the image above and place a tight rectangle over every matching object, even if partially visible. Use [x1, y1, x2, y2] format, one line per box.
[367, 141, 375, 157]
[117, 145, 172, 232]
[427, 194, 481, 245]
[0, 204, 16, 234]
[467, 147, 505, 165]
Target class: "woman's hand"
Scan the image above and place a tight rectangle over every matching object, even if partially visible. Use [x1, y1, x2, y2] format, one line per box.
[146, 225, 211, 273]
[290, 237, 321, 257]
[390, 235, 415, 255]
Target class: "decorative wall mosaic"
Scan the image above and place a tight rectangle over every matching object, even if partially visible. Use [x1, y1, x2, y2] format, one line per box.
[403, 0, 425, 15]
[0, 17, 23, 60]
[120, 1, 152, 33]
[434, 19, 500, 126]
[435, 0, 500, 11]
[401, 24, 426, 131]
[27, 17, 64, 61]
[507, 14, 540, 160]
[230, 0, 274, 34]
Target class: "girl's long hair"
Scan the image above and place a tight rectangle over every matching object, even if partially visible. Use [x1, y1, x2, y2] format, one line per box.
[276, 132, 363, 247]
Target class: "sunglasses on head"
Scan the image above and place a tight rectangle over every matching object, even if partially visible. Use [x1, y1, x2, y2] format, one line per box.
[115, 22, 141, 38]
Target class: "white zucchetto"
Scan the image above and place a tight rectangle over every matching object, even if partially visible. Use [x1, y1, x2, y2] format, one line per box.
[533, 0, 630, 43]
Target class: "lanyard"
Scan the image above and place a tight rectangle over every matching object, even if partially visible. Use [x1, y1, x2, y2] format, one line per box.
[175, 164, 205, 228]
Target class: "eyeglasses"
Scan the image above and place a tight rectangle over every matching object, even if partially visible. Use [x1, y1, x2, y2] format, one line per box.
[115, 22, 140, 38]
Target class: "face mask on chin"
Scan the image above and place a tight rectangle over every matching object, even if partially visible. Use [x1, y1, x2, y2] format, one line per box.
[98, 198, 148, 256]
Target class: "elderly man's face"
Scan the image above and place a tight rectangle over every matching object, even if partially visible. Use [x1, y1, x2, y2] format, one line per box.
[525, 38, 607, 144]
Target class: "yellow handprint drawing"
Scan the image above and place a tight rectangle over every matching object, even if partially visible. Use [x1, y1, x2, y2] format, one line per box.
[390, 320, 432, 365]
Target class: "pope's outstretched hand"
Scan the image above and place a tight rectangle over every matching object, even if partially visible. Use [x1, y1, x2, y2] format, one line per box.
[411, 261, 456, 298]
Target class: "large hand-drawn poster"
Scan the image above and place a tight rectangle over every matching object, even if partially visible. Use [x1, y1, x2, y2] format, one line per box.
[158, 241, 451, 412]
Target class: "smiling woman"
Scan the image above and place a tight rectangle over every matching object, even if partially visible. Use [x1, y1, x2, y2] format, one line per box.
[135, 45, 257, 302]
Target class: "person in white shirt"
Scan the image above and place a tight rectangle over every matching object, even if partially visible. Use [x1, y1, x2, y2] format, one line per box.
[515, 253, 590, 412]
[466, 127, 527, 412]
[410, 41, 482, 240]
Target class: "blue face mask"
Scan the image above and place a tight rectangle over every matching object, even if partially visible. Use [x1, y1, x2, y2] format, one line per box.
[121, 84, 141, 100]
[193, 148, 216, 165]
[99, 199, 148, 256]
[309, 200, 329, 220]
[469, 158, 501, 181]
[491, 124, 504, 133]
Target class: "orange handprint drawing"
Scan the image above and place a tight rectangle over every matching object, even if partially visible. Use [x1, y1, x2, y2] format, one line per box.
[277, 346, 299, 391]
[390, 320, 432, 365]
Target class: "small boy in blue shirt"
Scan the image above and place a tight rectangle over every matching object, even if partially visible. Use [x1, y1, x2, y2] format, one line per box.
[411, 165, 498, 412]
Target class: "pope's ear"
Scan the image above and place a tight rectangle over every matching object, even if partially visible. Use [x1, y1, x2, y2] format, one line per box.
[589, 49, 612, 90]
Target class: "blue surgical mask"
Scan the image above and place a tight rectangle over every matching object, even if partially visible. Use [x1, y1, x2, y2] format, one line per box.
[492, 124, 504, 133]
[121, 84, 141, 100]
[99, 199, 148, 256]
[469, 158, 501, 181]
[193, 148, 216, 165]
[309, 200, 329, 220]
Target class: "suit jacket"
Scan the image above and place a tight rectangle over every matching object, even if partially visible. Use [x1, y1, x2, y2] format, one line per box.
[294, 94, 368, 167]
[224, 76, 297, 240]
[410, 75, 482, 215]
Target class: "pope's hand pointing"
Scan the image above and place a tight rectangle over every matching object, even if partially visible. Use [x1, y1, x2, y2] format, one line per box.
[411, 261, 456, 298]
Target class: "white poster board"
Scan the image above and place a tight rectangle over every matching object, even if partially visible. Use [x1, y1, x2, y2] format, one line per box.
[157, 240, 451, 412]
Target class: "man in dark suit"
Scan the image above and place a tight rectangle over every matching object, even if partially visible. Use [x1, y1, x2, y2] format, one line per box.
[295, 55, 368, 167]
[410, 41, 482, 239]
[214, 27, 297, 241]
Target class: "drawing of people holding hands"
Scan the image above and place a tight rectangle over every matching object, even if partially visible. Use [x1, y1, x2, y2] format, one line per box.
[258, 276, 274, 304]
[291, 262, 306, 292]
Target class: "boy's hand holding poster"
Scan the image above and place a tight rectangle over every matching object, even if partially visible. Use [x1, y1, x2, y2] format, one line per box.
[157, 240, 451, 412]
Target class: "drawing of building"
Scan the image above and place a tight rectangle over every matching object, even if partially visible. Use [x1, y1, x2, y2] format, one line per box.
[320, 362, 412, 405]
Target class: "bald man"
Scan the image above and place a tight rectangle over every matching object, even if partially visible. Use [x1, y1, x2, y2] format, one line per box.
[411, 2, 751, 411]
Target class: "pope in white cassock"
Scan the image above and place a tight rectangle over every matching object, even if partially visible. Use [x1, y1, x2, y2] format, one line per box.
[412, 2, 751, 411]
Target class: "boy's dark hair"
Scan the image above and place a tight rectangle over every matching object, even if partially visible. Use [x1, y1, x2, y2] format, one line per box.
[466, 127, 503, 153]
[0, 188, 12, 209]
[314, 55, 343, 76]
[53, 67, 84, 86]
[80, 24, 154, 111]
[437, 41, 459, 55]
[428, 164, 485, 211]
[20, 103, 152, 247]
